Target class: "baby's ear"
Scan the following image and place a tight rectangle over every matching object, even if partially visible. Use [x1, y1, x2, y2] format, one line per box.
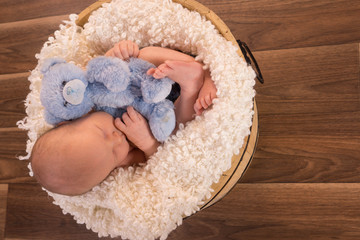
[40, 58, 67, 74]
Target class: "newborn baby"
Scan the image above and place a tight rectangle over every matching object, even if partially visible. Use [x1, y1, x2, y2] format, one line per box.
[31, 108, 155, 195]
[31, 40, 217, 196]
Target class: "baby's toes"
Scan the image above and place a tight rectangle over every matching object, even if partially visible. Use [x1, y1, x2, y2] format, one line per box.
[200, 97, 209, 109]
[204, 95, 212, 106]
[153, 69, 166, 79]
[147, 68, 156, 75]
[158, 64, 173, 77]
[157, 64, 167, 71]
[211, 89, 217, 100]
[194, 99, 203, 115]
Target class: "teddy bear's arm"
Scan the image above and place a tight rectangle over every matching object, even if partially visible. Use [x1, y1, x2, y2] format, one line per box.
[87, 56, 131, 92]
[90, 84, 135, 108]
[141, 75, 174, 103]
[127, 57, 174, 103]
[43, 110, 66, 125]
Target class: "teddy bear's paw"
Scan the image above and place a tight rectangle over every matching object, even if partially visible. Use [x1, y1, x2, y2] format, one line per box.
[141, 76, 173, 103]
[149, 100, 176, 141]
[43, 110, 66, 126]
[90, 84, 135, 108]
[87, 56, 131, 92]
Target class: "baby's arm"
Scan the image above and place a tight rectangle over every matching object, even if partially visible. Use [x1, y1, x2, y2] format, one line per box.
[115, 106, 160, 158]
[138, 46, 195, 66]
[106, 42, 194, 67]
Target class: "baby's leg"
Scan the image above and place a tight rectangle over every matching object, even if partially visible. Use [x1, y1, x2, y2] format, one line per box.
[148, 61, 217, 116]
[148, 60, 204, 125]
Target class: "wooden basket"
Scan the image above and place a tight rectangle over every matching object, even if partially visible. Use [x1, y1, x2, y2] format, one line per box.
[76, 0, 259, 211]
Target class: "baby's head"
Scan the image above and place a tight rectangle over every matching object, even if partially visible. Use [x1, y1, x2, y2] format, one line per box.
[31, 112, 131, 196]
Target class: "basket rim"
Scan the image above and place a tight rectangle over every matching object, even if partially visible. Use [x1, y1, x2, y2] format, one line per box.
[74, 0, 256, 211]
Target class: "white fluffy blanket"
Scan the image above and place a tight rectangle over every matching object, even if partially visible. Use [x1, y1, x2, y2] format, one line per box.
[17, 0, 256, 239]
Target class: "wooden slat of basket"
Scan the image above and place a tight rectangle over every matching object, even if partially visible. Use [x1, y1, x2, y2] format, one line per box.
[76, 0, 111, 27]
[201, 100, 258, 210]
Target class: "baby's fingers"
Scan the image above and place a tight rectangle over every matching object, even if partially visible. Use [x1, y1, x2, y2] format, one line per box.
[115, 117, 126, 131]
[113, 43, 124, 59]
[105, 49, 115, 57]
[127, 106, 141, 122]
[132, 43, 139, 57]
[119, 43, 130, 60]
[126, 41, 134, 57]
[122, 113, 133, 127]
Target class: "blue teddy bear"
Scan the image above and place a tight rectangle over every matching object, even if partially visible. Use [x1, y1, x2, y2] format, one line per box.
[40, 56, 176, 141]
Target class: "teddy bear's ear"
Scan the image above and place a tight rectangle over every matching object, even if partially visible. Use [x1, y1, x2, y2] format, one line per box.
[43, 109, 65, 126]
[40, 58, 67, 74]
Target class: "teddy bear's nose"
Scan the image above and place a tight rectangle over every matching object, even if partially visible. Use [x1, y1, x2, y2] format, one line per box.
[62, 79, 86, 105]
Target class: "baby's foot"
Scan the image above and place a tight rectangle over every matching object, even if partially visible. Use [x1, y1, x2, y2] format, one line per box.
[194, 71, 217, 115]
[147, 60, 204, 96]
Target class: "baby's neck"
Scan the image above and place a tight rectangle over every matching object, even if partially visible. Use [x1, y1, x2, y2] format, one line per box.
[129, 141, 136, 151]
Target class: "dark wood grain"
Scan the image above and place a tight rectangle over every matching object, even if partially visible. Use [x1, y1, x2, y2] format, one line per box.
[0, 0, 96, 23]
[0, 185, 8, 240]
[240, 43, 360, 183]
[0, 130, 33, 183]
[1, 0, 360, 239]
[242, 136, 360, 183]
[0, 72, 30, 128]
[1, 0, 359, 74]
[197, 0, 360, 51]
[169, 183, 360, 240]
[6, 183, 360, 240]
[5, 183, 112, 240]
[253, 43, 359, 121]
[0, 15, 72, 74]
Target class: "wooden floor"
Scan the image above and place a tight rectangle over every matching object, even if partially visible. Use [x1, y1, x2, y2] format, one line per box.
[1, 0, 359, 239]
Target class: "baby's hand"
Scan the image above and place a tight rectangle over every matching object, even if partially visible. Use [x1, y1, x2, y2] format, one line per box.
[115, 106, 160, 157]
[105, 40, 140, 60]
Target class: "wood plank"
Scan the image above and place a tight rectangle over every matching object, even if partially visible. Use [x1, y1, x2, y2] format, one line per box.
[0, 0, 96, 23]
[242, 136, 360, 183]
[0, 73, 30, 128]
[169, 183, 360, 240]
[0, 15, 71, 74]
[197, 0, 360, 51]
[0, 130, 33, 184]
[0, 184, 8, 240]
[253, 43, 359, 119]
[5, 183, 112, 240]
[6, 183, 360, 240]
[239, 43, 360, 183]
[1, 0, 359, 75]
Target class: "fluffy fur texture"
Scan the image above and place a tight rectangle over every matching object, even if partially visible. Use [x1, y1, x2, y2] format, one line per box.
[40, 56, 175, 141]
[17, 0, 256, 239]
